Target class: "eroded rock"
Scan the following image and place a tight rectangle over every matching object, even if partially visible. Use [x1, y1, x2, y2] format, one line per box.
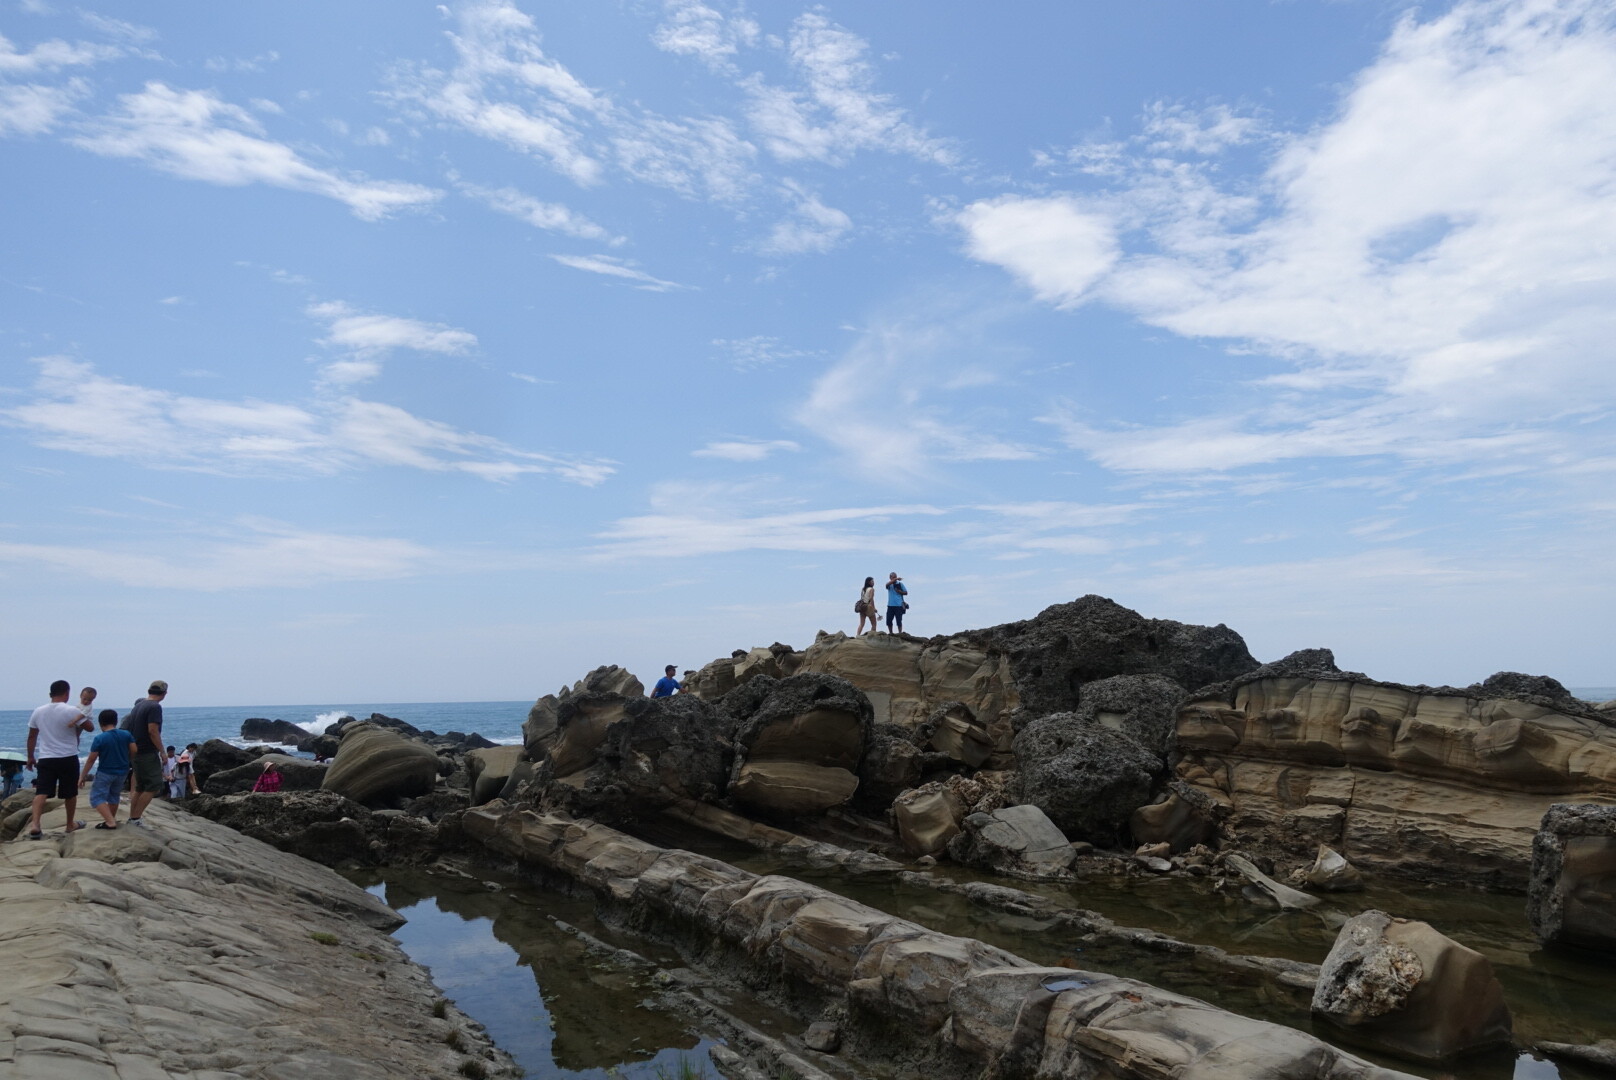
[1528, 802, 1616, 954]
[1012, 714, 1163, 845]
[723, 674, 871, 816]
[322, 723, 440, 807]
[1307, 844, 1365, 892]
[947, 804, 1075, 877]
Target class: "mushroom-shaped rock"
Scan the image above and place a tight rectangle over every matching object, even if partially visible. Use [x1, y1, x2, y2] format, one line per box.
[466, 745, 525, 806]
[722, 673, 872, 815]
[1012, 713, 1164, 845]
[321, 724, 439, 806]
[1311, 909, 1512, 1062]
[1528, 803, 1616, 954]
[947, 804, 1074, 877]
[523, 664, 643, 759]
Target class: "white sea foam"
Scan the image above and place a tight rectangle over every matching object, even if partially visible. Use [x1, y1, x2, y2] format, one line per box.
[490, 735, 524, 746]
[301, 710, 349, 735]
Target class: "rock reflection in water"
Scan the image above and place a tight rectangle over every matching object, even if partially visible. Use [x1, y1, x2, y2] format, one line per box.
[363, 872, 710, 1079]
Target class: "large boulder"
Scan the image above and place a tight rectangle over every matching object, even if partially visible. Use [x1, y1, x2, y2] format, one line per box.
[321, 723, 440, 806]
[191, 738, 271, 786]
[965, 594, 1258, 714]
[524, 664, 643, 759]
[240, 717, 315, 749]
[947, 804, 1075, 877]
[893, 785, 966, 856]
[1528, 803, 1616, 954]
[186, 790, 441, 867]
[202, 753, 327, 795]
[1012, 714, 1165, 845]
[1312, 909, 1512, 1062]
[916, 702, 995, 768]
[466, 745, 526, 806]
[1069, 674, 1185, 757]
[722, 673, 872, 816]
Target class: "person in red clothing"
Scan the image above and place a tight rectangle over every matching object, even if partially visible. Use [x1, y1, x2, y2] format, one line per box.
[250, 760, 283, 793]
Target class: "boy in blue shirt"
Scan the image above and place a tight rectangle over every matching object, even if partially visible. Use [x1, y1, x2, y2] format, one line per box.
[651, 665, 682, 698]
[78, 710, 136, 830]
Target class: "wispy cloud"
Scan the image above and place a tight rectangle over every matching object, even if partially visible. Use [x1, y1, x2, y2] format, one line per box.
[651, 0, 759, 73]
[0, 77, 86, 135]
[73, 82, 441, 220]
[306, 301, 477, 387]
[456, 178, 616, 241]
[759, 181, 851, 254]
[550, 253, 686, 291]
[0, 30, 122, 74]
[712, 335, 813, 371]
[692, 438, 800, 461]
[2, 355, 614, 485]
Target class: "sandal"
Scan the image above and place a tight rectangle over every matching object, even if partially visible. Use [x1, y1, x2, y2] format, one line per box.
[94, 823, 117, 830]
[26, 831, 43, 840]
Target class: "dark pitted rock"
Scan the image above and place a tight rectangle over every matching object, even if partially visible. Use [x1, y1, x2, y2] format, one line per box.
[961, 594, 1258, 712]
[428, 730, 497, 751]
[947, 804, 1075, 877]
[1312, 909, 1511, 1062]
[240, 717, 315, 749]
[524, 664, 644, 759]
[184, 789, 383, 866]
[202, 752, 327, 795]
[1476, 671, 1577, 704]
[320, 713, 356, 735]
[321, 723, 439, 807]
[722, 673, 872, 815]
[402, 789, 471, 821]
[1071, 673, 1186, 757]
[307, 733, 341, 760]
[532, 694, 737, 825]
[1528, 803, 1616, 954]
[192, 738, 279, 786]
[328, 711, 425, 740]
[466, 745, 525, 805]
[855, 725, 925, 810]
[1012, 713, 1165, 845]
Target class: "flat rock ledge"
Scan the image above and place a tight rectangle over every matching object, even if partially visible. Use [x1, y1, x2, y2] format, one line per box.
[463, 803, 1418, 1080]
[0, 801, 516, 1080]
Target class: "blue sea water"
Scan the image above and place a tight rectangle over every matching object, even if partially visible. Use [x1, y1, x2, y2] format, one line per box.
[0, 700, 529, 759]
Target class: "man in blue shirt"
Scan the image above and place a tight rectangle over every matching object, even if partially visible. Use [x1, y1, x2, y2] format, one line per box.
[885, 572, 909, 634]
[651, 665, 682, 698]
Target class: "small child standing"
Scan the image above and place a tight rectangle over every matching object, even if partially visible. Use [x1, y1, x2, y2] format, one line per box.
[79, 711, 136, 829]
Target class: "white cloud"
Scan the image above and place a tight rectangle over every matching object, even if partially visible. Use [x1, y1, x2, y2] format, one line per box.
[72, 82, 442, 220]
[692, 438, 800, 461]
[712, 335, 813, 371]
[308, 300, 477, 356]
[0, 519, 433, 590]
[2, 355, 614, 485]
[550, 253, 686, 291]
[957, 196, 1119, 307]
[0, 77, 85, 136]
[742, 13, 954, 167]
[759, 181, 851, 255]
[0, 30, 122, 74]
[456, 179, 615, 241]
[202, 50, 279, 73]
[651, 0, 759, 72]
[1142, 101, 1266, 155]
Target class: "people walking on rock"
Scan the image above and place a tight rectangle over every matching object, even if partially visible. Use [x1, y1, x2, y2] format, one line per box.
[163, 745, 186, 800]
[885, 572, 909, 634]
[856, 576, 879, 636]
[122, 680, 168, 827]
[24, 679, 94, 838]
[251, 760, 283, 793]
[0, 760, 22, 799]
[651, 665, 682, 698]
[79, 710, 135, 830]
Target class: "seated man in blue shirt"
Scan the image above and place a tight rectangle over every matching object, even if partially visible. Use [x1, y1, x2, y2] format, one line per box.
[651, 665, 682, 698]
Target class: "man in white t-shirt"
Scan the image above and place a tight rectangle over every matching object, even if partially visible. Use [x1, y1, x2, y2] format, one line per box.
[25, 679, 94, 839]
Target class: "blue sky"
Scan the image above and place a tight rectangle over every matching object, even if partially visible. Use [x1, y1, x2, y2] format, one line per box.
[4, 0, 1614, 707]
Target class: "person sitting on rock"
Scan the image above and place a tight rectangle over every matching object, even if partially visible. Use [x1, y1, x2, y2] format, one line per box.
[251, 760, 283, 793]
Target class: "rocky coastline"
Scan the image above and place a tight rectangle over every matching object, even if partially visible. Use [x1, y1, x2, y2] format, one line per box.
[7, 593, 1615, 1079]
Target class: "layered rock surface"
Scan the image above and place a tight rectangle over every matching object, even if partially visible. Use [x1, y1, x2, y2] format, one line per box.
[0, 801, 513, 1079]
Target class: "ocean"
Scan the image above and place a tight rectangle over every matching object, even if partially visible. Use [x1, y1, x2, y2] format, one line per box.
[0, 700, 530, 758]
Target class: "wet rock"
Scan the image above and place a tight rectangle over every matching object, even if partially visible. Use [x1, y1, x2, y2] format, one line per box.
[240, 717, 315, 749]
[1223, 852, 1320, 910]
[1012, 714, 1164, 845]
[1136, 855, 1172, 873]
[723, 674, 872, 816]
[1130, 780, 1223, 852]
[203, 753, 327, 795]
[1528, 803, 1616, 954]
[947, 804, 1075, 877]
[1312, 909, 1512, 1062]
[524, 664, 644, 759]
[802, 1021, 840, 1054]
[1536, 1040, 1616, 1073]
[467, 746, 525, 806]
[893, 786, 964, 857]
[1307, 844, 1365, 892]
[185, 789, 445, 867]
[321, 724, 440, 807]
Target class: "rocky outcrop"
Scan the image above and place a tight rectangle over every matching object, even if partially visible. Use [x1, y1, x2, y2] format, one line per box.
[0, 800, 515, 1079]
[1012, 713, 1164, 845]
[1176, 649, 1616, 887]
[1312, 909, 1512, 1062]
[322, 723, 440, 807]
[524, 664, 644, 759]
[191, 738, 281, 787]
[241, 715, 316, 748]
[202, 751, 327, 795]
[893, 786, 963, 856]
[1306, 844, 1365, 892]
[187, 789, 445, 867]
[1528, 803, 1616, 954]
[461, 806, 1415, 1080]
[947, 804, 1075, 878]
[466, 745, 525, 806]
[722, 674, 872, 816]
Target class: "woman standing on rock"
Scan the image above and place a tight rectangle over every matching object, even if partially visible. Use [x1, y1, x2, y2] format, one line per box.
[856, 576, 879, 636]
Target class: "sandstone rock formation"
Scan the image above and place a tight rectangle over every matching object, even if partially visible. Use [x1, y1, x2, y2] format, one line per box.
[1528, 802, 1616, 954]
[893, 785, 963, 856]
[466, 745, 525, 806]
[1129, 780, 1223, 852]
[1307, 844, 1365, 892]
[946, 804, 1075, 877]
[1176, 649, 1616, 887]
[0, 800, 515, 1079]
[1012, 713, 1164, 845]
[322, 723, 441, 806]
[722, 673, 871, 815]
[1312, 909, 1512, 1062]
[524, 664, 644, 759]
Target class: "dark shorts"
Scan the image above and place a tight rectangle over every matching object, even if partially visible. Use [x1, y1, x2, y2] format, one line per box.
[34, 756, 79, 799]
[132, 752, 164, 793]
